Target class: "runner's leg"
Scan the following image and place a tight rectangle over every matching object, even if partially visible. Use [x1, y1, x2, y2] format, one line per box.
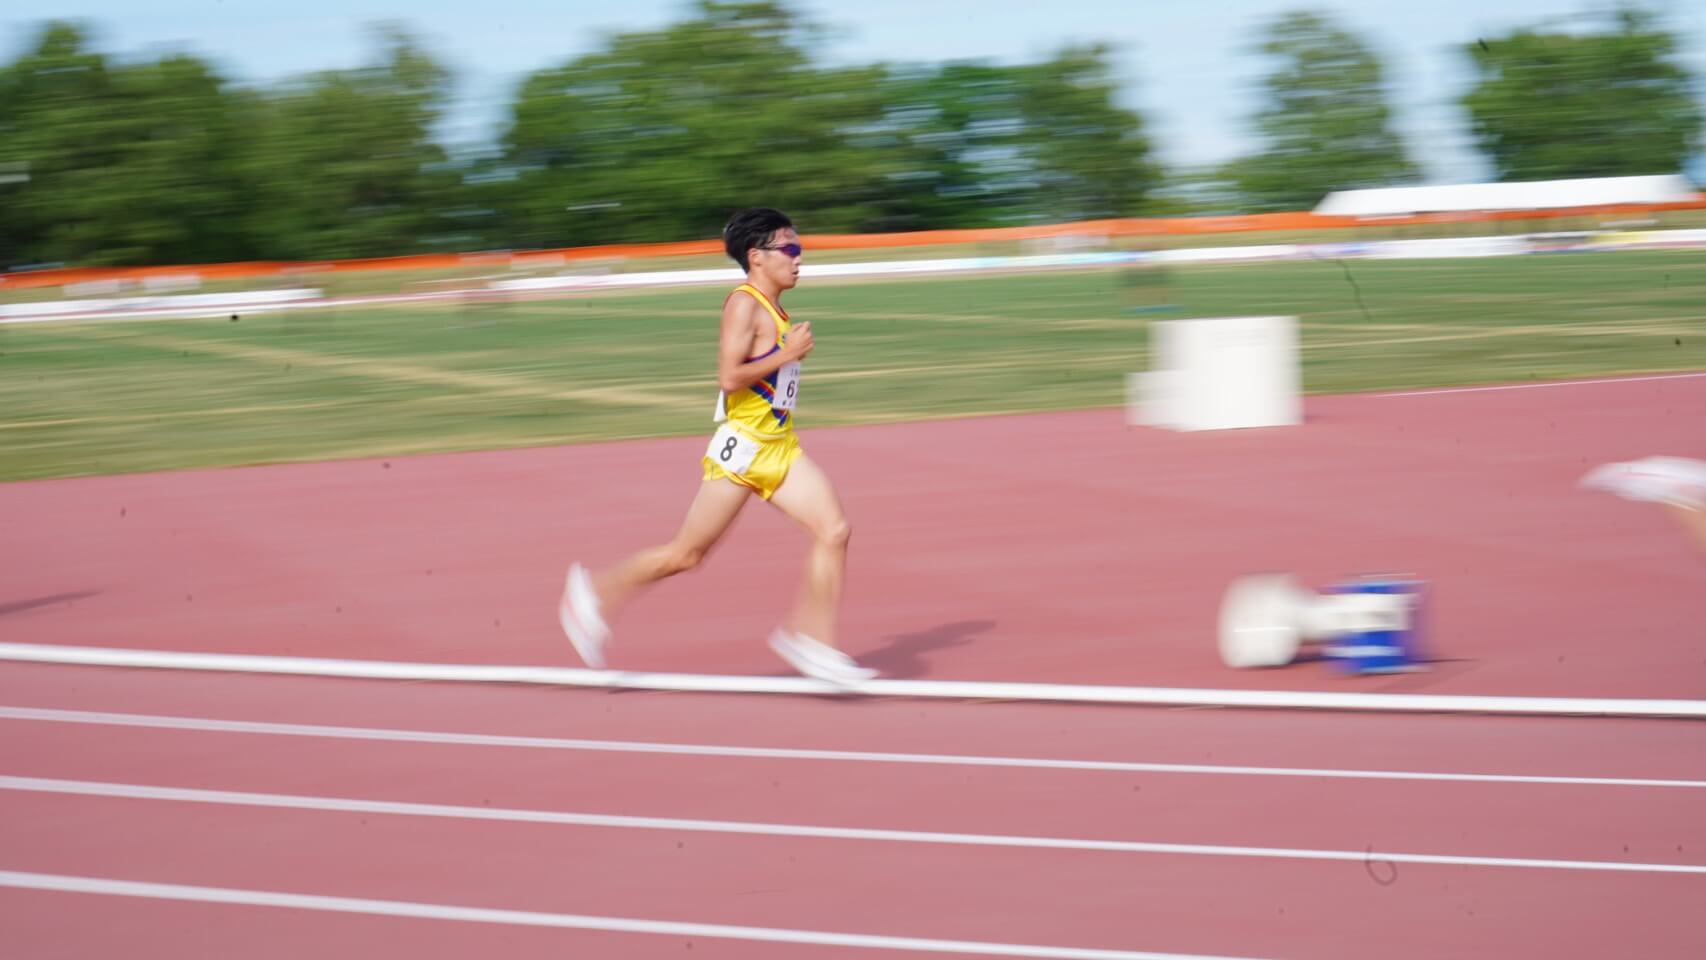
[594, 477, 754, 615]
[767, 453, 851, 649]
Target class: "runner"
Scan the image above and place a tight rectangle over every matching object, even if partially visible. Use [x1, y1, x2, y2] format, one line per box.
[558, 207, 876, 684]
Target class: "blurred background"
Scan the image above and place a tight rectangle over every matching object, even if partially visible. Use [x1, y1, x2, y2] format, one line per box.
[1, 0, 1701, 268]
[3, 1, 1704, 483]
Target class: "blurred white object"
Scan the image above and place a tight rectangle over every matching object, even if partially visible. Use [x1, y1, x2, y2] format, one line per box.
[0, 288, 319, 322]
[1218, 573, 1313, 668]
[1129, 315, 1300, 431]
[1581, 456, 1706, 509]
[1315, 174, 1699, 217]
[1219, 573, 1424, 672]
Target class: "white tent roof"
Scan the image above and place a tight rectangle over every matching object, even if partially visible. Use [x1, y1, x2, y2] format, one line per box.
[1313, 174, 1700, 217]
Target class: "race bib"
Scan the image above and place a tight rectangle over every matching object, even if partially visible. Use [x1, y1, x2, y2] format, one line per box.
[773, 361, 801, 411]
[706, 423, 759, 475]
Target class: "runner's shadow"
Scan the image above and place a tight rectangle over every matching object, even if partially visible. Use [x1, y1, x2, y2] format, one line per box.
[0, 590, 101, 618]
[858, 619, 995, 679]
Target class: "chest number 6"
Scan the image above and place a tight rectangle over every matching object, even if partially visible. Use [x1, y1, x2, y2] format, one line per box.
[774, 361, 800, 411]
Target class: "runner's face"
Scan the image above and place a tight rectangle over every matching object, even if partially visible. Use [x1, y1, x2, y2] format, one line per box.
[752, 227, 801, 290]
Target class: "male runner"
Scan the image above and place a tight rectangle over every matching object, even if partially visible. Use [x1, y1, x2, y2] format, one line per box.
[558, 208, 876, 684]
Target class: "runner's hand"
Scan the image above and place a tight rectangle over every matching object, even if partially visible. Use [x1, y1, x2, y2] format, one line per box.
[786, 322, 815, 360]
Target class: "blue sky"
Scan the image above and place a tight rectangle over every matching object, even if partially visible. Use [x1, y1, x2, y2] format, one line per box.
[7, 0, 1704, 183]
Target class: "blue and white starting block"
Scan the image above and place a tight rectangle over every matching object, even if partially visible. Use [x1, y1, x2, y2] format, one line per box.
[1218, 573, 1427, 674]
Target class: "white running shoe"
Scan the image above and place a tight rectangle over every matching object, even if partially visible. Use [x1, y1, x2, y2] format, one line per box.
[558, 563, 611, 669]
[1581, 456, 1706, 509]
[768, 628, 877, 686]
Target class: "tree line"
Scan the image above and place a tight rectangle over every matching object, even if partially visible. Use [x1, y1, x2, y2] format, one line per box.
[0, 1, 1698, 267]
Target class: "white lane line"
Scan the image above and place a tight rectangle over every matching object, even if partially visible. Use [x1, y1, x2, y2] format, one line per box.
[0, 870, 1272, 960]
[1374, 371, 1706, 397]
[3, 643, 1704, 717]
[3, 706, 1701, 790]
[5, 776, 1703, 876]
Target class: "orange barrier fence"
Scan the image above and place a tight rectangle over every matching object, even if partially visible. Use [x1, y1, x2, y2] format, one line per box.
[6, 199, 1704, 292]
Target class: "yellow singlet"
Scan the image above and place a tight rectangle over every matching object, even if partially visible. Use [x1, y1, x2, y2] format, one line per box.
[701, 284, 804, 499]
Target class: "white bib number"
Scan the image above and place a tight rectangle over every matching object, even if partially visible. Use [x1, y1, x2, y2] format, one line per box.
[773, 361, 800, 411]
[707, 423, 759, 475]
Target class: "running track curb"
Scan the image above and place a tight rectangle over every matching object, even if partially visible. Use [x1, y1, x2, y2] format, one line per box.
[2, 643, 1702, 719]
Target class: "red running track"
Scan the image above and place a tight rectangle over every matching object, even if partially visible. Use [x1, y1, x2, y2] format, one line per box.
[2, 373, 1703, 697]
[2, 374, 1705, 956]
[1, 662, 1704, 958]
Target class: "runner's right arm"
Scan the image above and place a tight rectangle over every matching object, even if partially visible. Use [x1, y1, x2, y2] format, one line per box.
[717, 295, 813, 393]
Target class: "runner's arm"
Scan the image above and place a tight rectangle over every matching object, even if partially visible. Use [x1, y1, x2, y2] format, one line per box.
[717, 296, 807, 392]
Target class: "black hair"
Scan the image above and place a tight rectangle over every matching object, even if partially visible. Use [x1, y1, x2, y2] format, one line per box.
[723, 207, 793, 271]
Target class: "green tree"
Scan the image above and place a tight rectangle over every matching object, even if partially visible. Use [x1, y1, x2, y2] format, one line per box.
[1015, 45, 1159, 222]
[871, 47, 1159, 227]
[0, 22, 114, 267]
[1225, 10, 1417, 211]
[0, 34, 38, 267]
[850, 61, 1035, 230]
[2, 4, 1168, 267]
[1462, 6, 1702, 181]
[503, 4, 1157, 243]
[502, 1, 893, 246]
[242, 24, 459, 260]
[0, 22, 257, 267]
[101, 52, 255, 264]
[2, 24, 220, 265]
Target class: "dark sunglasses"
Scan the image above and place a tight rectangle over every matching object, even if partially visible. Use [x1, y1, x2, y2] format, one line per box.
[758, 242, 803, 258]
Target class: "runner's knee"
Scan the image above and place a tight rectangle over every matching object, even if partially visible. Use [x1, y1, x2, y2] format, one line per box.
[661, 543, 706, 576]
[817, 517, 851, 551]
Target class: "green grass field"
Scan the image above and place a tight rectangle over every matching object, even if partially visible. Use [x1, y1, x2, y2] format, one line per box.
[2, 250, 1702, 481]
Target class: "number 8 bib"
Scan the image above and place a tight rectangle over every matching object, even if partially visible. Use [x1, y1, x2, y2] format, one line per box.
[706, 423, 760, 475]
